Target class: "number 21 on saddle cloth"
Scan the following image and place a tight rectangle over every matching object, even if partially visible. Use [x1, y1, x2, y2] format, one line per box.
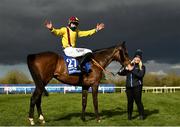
[63, 55, 91, 75]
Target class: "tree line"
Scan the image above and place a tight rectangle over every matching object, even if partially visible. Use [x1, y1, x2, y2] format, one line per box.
[0, 70, 180, 86]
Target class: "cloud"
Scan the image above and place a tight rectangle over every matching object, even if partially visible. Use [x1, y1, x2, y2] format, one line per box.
[0, 59, 180, 80]
[0, 0, 180, 64]
[0, 64, 31, 79]
[171, 65, 180, 69]
[107, 60, 180, 76]
[149, 70, 167, 76]
[145, 60, 180, 75]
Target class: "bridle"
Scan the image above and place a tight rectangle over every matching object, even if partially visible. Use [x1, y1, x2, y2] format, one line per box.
[91, 47, 130, 78]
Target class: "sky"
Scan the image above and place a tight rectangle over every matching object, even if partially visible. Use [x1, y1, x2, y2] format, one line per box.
[0, 0, 180, 78]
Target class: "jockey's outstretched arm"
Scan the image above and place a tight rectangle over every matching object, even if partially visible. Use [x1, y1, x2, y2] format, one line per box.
[78, 23, 105, 37]
[44, 20, 65, 36]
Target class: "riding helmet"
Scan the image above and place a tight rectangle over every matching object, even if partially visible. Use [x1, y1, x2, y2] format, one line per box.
[134, 49, 143, 59]
[68, 16, 79, 26]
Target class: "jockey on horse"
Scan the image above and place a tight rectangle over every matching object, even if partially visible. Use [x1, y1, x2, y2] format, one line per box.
[44, 16, 105, 72]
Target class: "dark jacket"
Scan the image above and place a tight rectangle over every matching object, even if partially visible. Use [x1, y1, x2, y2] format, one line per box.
[118, 64, 146, 88]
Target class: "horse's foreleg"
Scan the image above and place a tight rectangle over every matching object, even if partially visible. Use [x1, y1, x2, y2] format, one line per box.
[92, 84, 100, 122]
[81, 86, 89, 121]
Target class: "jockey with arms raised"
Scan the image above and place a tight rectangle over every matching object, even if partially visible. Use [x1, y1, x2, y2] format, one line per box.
[45, 16, 105, 72]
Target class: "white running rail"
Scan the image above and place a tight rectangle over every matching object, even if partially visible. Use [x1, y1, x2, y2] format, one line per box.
[0, 86, 180, 94]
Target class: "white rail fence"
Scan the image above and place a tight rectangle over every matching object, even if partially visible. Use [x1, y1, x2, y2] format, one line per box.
[100, 86, 180, 94]
[0, 86, 180, 94]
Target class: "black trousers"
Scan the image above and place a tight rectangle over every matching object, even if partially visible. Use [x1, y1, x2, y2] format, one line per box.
[126, 85, 144, 116]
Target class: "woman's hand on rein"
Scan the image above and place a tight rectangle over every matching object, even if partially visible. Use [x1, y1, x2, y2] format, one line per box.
[126, 64, 134, 71]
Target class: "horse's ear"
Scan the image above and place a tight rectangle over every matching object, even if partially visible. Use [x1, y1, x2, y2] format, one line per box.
[122, 41, 126, 46]
[121, 41, 126, 48]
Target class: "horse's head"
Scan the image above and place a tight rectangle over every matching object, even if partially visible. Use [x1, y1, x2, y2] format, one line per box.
[113, 41, 130, 66]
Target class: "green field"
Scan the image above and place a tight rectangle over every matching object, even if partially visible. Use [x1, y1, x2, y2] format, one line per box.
[0, 92, 180, 126]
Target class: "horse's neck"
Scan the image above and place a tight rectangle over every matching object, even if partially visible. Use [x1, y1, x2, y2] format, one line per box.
[93, 48, 116, 69]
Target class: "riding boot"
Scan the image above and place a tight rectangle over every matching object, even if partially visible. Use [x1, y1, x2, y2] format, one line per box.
[80, 53, 93, 65]
[139, 115, 144, 120]
[79, 53, 93, 73]
[128, 113, 132, 120]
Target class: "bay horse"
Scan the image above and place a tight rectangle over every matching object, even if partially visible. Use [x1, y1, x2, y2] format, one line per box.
[27, 41, 130, 125]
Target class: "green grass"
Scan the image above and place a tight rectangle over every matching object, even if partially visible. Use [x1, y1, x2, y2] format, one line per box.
[0, 92, 180, 126]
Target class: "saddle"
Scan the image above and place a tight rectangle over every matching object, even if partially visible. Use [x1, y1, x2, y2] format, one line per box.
[64, 53, 92, 75]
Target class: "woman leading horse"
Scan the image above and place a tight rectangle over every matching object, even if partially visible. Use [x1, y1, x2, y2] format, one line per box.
[27, 42, 130, 125]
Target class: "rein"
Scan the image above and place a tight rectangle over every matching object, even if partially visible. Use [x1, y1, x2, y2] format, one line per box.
[91, 58, 117, 78]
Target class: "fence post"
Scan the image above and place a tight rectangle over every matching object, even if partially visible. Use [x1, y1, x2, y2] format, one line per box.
[6, 87, 9, 95]
[164, 86, 166, 93]
[25, 88, 27, 94]
[170, 88, 172, 93]
[64, 87, 66, 94]
[167, 87, 169, 93]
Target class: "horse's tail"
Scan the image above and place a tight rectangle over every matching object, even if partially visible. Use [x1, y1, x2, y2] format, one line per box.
[27, 54, 49, 96]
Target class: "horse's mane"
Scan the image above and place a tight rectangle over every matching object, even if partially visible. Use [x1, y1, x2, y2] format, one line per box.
[92, 45, 119, 54]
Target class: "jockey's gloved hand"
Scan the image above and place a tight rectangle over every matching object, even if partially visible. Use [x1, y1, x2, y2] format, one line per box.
[44, 20, 53, 30]
[96, 23, 105, 32]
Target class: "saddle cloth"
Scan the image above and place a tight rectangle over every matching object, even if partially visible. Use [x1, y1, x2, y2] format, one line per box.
[63, 55, 91, 75]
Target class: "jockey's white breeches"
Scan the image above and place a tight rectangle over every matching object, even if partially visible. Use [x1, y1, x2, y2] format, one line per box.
[63, 47, 92, 57]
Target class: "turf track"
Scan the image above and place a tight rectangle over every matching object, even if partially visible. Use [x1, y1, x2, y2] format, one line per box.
[0, 92, 180, 126]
